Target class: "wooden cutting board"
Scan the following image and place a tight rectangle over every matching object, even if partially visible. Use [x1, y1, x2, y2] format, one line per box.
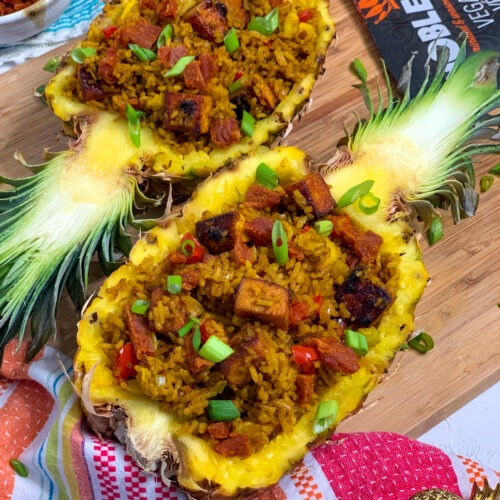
[0, 0, 498, 440]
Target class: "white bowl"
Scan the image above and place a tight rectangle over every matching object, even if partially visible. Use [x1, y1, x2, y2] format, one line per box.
[0, 0, 72, 46]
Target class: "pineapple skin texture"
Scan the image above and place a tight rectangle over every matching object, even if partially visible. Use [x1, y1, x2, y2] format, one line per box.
[75, 146, 428, 497]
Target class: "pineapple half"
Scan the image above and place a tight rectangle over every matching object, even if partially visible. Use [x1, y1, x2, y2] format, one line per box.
[75, 50, 499, 497]
[0, 0, 334, 359]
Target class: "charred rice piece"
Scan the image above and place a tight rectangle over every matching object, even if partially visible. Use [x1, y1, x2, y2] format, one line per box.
[195, 211, 239, 254]
[285, 172, 336, 217]
[234, 277, 290, 329]
[163, 93, 212, 135]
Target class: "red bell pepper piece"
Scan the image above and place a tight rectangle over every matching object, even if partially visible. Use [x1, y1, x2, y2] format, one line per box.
[298, 9, 314, 22]
[292, 345, 319, 373]
[114, 342, 138, 380]
[103, 25, 119, 39]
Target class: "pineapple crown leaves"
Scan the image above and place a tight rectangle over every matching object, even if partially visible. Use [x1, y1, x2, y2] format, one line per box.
[348, 43, 499, 228]
[0, 152, 159, 361]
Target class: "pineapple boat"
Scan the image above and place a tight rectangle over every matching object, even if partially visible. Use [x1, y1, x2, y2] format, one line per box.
[0, 0, 334, 359]
[75, 51, 499, 497]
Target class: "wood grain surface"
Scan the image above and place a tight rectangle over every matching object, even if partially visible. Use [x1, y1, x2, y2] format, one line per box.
[0, 0, 498, 440]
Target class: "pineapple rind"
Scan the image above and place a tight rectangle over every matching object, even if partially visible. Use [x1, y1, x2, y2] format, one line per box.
[75, 146, 428, 496]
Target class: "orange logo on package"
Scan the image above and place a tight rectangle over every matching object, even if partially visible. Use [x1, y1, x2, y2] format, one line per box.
[356, 0, 400, 24]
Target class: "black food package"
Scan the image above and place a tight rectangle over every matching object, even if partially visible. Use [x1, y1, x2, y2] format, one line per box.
[352, 0, 499, 92]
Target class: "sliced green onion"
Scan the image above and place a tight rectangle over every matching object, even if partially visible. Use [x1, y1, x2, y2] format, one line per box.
[131, 299, 150, 315]
[207, 400, 241, 421]
[344, 329, 368, 356]
[336, 180, 374, 209]
[408, 332, 434, 353]
[272, 220, 288, 265]
[157, 24, 173, 48]
[198, 335, 234, 362]
[178, 316, 200, 337]
[358, 191, 380, 214]
[125, 103, 143, 148]
[35, 85, 46, 105]
[166, 275, 182, 294]
[128, 43, 157, 62]
[70, 47, 97, 64]
[480, 175, 494, 192]
[224, 28, 239, 54]
[163, 55, 195, 77]
[248, 8, 279, 36]
[192, 324, 201, 351]
[314, 220, 333, 237]
[9, 459, 28, 477]
[489, 164, 500, 176]
[256, 162, 279, 189]
[43, 57, 61, 73]
[181, 238, 195, 256]
[228, 80, 243, 94]
[241, 110, 255, 137]
[312, 400, 338, 434]
[427, 216, 443, 245]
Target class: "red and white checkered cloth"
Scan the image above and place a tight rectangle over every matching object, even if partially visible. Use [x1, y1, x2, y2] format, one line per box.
[0, 341, 498, 499]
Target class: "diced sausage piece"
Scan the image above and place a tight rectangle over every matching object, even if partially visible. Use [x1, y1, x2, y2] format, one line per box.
[296, 374, 315, 406]
[179, 267, 200, 291]
[207, 422, 231, 440]
[195, 211, 239, 254]
[244, 216, 274, 245]
[120, 18, 162, 49]
[335, 267, 392, 327]
[139, 0, 157, 11]
[303, 337, 359, 374]
[183, 61, 208, 92]
[331, 215, 382, 264]
[234, 277, 290, 329]
[98, 46, 119, 85]
[199, 53, 218, 81]
[163, 93, 212, 135]
[185, 331, 214, 374]
[234, 235, 255, 266]
[244, 185, 282, 209]
[185, 0, 228, 42]
[78, 66, 105, 102]
[217, 0, 248, 28]
[289, 301, 309, 327]
[157, 0, 177, 20]
[219, 328, 267, 387]
[284, 173, 336, 218]
[212, 434, 251, 458]
[124, 308, 156, 360]
[209, 116, 241, 148]
[157, 44, 189, 68]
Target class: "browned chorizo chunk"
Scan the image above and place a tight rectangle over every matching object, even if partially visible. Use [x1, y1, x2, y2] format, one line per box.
[78, 66, 105, 102]
[209, 116, 241, 148]
[296, 374, 315, 406]
[207, 421, 231, 440]
[303, 337, 359, 374]
[335, 267, 392, 327]
[183, 61, 208, 92]
[185, 0, 228, 42]
[178, 267, 200, 291]
[217, 0, 248, 28]
[157, 0, 177, 20]
[163, 93, 212, 135]
[234, 277, 290, 329]
[185, 331, 214, 374]
[119, 18, 162, 49]
[195, 211, 239, 254]
[157, 44, 188, 68]
[212, 434, 251, 458]
[244, 185, 282, 209]
[124, 307, 156, 360]
[284, 173, 336, 217]
[199, 53, 218, 81]
[98, 47, 119, 85]
[233, 235, 255, 266]
[244, 216, 273, 245]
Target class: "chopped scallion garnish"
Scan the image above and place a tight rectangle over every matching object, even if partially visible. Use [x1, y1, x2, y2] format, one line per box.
[248, 8, 279, 36]
[178, 316, 200, 337]
[272, 220, 288, 265]
[207, 400, 241, 421]
[312, 400, 338, 434]
[70, 47, 97, 64]
[9, 459, 28, 477]
[192, 324, 201, 351]
[344, 329, 368, 356]
[489, 164, 500, 176]
[131, 299, 150, 315]
[166, 275, 182, 294]
[224, 28, 239, 54]
[228, 80, 243, 94]
[480, 175, 494, 192]
[336, 180, 374, 209]
[256, 162, 279, 189]
[427, 216, 443, 245]
[43, 57, 61, 73]
[157, 24, 173, 48]
[125, 103, 144, 148]
[128, 43, 157, 62]
[198, 335, 234, 362]
[358, 191, 380, 214]
[241, 110, 255, 137]
[314, 220, 333, 237]
[408, 332, 434, 353]
[163, 55, 195, 77]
